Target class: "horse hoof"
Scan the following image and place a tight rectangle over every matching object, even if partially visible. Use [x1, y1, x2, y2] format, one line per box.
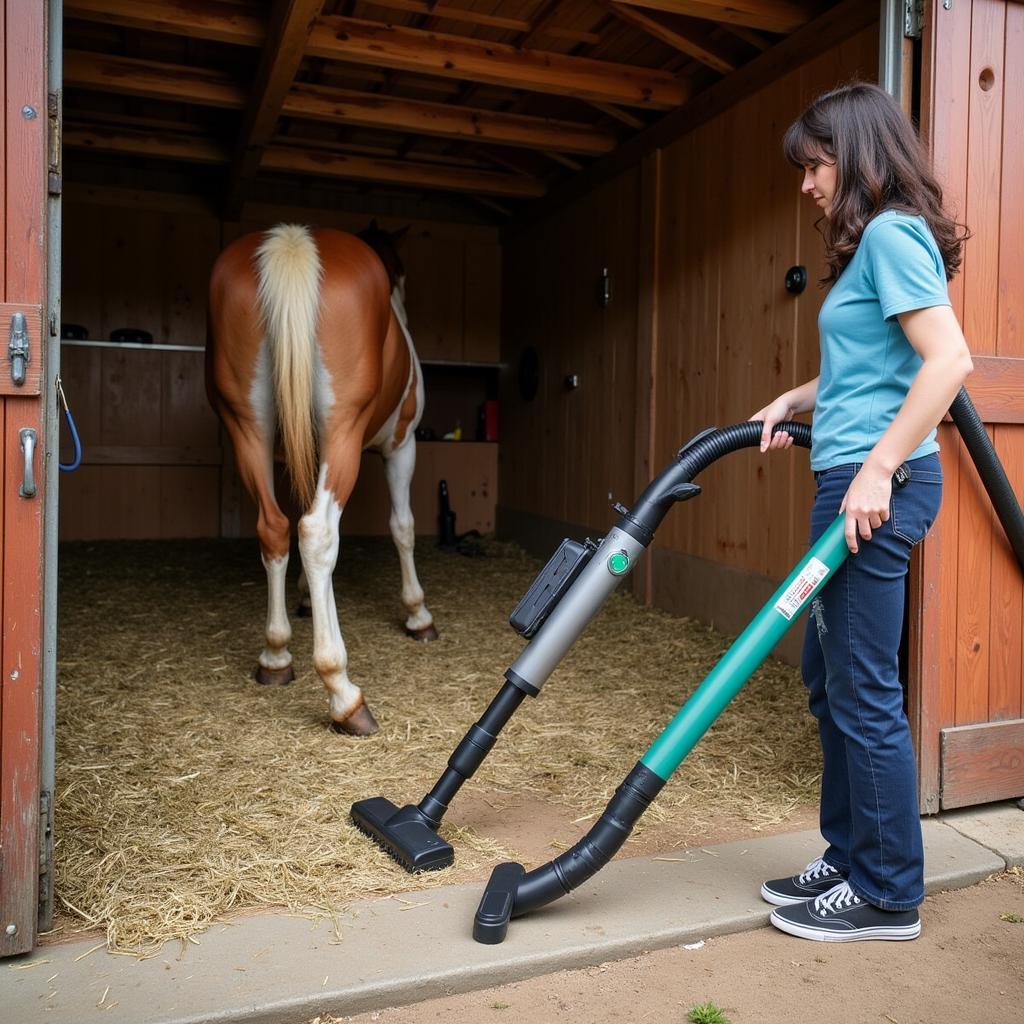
[253, 664, 295, 686]
[406, 624, 439, 642]
[294, 601, 312, 618]
[331, 701, 379, 737]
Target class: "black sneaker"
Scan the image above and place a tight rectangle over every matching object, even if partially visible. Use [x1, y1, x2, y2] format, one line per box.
[760, 857, 846, 906]
[769, 881, 921, 942]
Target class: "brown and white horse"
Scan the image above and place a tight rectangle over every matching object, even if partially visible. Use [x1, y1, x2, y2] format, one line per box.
[206, 222, 436, 736]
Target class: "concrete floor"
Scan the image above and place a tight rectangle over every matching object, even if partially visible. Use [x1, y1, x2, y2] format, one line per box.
[4, 803, 1022, 1024]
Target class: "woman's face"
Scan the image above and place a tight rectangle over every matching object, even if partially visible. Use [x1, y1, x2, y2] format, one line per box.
[800, 156, 838, 217]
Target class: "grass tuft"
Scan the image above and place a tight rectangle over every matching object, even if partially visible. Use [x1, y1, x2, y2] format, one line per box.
[688, 1002, 733, 1024]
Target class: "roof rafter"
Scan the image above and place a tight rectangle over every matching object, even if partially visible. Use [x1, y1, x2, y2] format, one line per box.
[64, 50, 618, 155]
[65, 2, 688, 109]
[63, 122, 548, 197]
[225, 0, 325, 217]
[610, 0, 816, 34]
[367, 0, 602, 45]
[604, 2, 737, 74]
[305, 17, 688, 109]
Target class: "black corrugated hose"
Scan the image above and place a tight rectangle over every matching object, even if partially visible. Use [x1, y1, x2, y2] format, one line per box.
[948, 388, 1024, 573]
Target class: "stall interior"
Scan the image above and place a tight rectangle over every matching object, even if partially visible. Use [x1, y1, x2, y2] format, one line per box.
[58, 0, 867, 551]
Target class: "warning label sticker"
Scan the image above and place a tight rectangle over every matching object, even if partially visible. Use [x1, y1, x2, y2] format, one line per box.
[774, 557, 830, 620]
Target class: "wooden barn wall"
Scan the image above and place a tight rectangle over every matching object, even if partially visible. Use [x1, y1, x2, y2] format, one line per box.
[499, 26, 877, 665]
[58, 188, 500, 541]
[916, 0, 1024, 810]
[499, 168, 641, 554]
[648, 25, 879, 662]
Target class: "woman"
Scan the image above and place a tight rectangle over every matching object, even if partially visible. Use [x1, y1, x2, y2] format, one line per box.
[752, 82, 973, 942]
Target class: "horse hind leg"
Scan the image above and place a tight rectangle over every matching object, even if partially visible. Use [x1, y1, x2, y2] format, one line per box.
[298, 459, 379, 736]
[384, 439, 437, 641]
[253, 470, 296, 686]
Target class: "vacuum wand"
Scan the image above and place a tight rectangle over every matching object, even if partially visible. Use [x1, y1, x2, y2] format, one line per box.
[472, 471, 910, 944]
[351, 421, 813, 872]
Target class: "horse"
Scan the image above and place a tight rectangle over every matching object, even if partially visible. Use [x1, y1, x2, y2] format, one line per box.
[206, 220, 437, 737]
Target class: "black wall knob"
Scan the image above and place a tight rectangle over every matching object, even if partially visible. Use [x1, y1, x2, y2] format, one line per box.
[784, 265, 808, 294]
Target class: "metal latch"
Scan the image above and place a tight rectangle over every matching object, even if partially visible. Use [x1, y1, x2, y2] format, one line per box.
[8, 311, 29, 386]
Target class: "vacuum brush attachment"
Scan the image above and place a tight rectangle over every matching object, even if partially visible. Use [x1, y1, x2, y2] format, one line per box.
[350, 798, 455, 872]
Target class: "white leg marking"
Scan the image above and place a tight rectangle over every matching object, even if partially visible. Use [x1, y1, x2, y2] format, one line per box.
[384, 440, 434, 632]
[298, 465, 362, 722]
[259, 553, 293, 670]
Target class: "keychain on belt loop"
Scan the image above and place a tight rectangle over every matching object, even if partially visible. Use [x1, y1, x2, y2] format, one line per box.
[57, 375, 83, 472]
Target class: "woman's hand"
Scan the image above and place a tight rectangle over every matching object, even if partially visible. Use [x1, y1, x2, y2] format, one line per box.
[750, 396, 797, 453]
[840, 464, 892, 553]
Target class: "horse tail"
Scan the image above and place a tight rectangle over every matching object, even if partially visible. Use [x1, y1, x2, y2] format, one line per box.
[255, 224, 322, 510]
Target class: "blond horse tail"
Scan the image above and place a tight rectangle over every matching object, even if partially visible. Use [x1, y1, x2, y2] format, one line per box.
[255, 224, 322, 510]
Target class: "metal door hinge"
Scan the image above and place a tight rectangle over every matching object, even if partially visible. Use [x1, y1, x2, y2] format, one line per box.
[904, 0, 925, 39]
[48, 91, 61, 196]
[38, 790, 54, 928]
[38, 791, 52, 874]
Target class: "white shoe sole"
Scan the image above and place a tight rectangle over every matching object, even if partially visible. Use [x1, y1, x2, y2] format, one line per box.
[769, 910, 921, 942]
[759, 884, 807, 907]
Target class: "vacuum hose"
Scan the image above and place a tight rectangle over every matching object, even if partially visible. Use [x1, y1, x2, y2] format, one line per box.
[948, 388, 1024, 573]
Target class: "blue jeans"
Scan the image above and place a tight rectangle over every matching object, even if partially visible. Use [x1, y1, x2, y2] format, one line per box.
[803, 453, 942, 911]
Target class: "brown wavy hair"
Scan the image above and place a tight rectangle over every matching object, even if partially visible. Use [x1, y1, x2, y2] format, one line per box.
[783, 81, 968, 283]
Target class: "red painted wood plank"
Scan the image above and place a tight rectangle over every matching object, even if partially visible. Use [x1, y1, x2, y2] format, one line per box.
[0, 0, 47, 957]
[962, 0, 1005, 360]
[941, 717, 1024, 808]
[989, 425, 1024, 720]
[955, 427, 996, 725]
[959, 355, 1024, 423]
[999, 3, 1024, 359]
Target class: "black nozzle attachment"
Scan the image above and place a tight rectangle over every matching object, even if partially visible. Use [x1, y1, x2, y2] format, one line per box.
[350, 797, 455, 872]
[473, 762, 665, 943]
[351, 680, 528, 872]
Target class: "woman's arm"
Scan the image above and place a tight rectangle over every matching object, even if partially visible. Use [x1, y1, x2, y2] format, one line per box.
[750, 376, 819, 452]
[843, 304, 973, 551]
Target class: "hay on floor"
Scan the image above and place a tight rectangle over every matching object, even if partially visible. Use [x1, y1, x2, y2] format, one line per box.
[54, 536, 820, 954]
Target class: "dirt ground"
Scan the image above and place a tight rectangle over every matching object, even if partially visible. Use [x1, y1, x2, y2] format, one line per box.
[322, 871, 1024, 1024]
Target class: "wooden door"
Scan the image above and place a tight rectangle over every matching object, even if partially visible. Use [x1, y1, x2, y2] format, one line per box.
[0, 0, 49, 956]
[911, 0, 1024, 811]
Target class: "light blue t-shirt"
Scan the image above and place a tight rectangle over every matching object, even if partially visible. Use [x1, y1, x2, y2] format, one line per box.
[811, 209, 951, 471]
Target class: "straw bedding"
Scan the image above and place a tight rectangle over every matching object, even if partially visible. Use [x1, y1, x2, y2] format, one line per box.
[54, 536, 820, 955]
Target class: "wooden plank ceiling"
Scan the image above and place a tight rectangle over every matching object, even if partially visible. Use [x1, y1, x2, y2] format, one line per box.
[63, 0, 836, 219]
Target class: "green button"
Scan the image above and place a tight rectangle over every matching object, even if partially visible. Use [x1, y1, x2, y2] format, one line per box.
[608, 550, 630, 575]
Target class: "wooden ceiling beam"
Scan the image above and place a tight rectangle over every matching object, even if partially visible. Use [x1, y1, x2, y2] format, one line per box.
[65, 0, 265, 45]
[262, 147, 547, 197]
[284, 85, 617, 155]
[360, 0, 601, 45]
[610, 1, 816, 34]
[515, 0, 873, 226]
[516, 0, 564, 50]
[67, 4, 687, 108]
[722, 24, 775, 51]
[64, 123, 227, 163]
[225, 0, 325, 217]
[63, 49, 247, 108]
[604, 2, 737, 74]
[64, 51, 617, 155]
[63, 122, 547, 197]
[307, 17, 688, 108]
[588, 101, 646, 130]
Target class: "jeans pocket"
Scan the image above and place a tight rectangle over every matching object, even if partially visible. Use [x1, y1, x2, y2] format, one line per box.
[890, 479, 942, 546]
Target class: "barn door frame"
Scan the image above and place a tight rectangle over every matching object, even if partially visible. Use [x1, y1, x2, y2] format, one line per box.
[913, 0, 1024, 812]
[0, 0, 53, 957]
